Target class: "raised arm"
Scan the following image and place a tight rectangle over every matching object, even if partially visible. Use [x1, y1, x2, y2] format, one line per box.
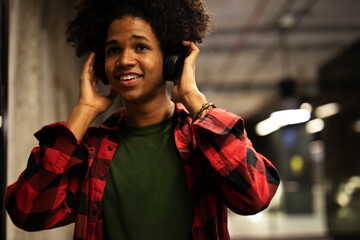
[67, 52, 116, 140]
[192, 110, 280, 214]
[5, 53, 114, 230]
[171, 41, 208, 118]
[172, 41, 279, 214]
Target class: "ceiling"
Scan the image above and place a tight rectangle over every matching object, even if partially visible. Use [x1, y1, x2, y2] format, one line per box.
[195, 0, 360, 120]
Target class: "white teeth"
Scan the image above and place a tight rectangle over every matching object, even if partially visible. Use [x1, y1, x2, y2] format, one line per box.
[119, 74, 141, 81]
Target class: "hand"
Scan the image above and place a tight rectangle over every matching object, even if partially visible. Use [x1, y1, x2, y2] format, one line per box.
[171, 41, 207, 116]
[78, 52, 117, 116]
[67, 53, 117, 140]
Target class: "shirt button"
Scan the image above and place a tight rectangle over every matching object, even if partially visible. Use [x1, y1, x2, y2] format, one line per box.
[99, 174, 105, 181]
[91, 210, 97, 216]
[108, 145, 113, 151]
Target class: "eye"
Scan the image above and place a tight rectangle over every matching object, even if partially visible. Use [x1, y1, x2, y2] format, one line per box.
[136, 44, 149, 51]
[106, 47, 120, 55]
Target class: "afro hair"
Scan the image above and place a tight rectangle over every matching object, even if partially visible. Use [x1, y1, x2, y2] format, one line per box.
[66, 0, 213, 83]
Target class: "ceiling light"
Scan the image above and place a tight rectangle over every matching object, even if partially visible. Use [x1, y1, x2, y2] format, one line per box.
[255, 118, 281, 136]
[314, 102, 340, 119]
[300, 102, 312, 112]
[270, 109, 311, 126]
[306, 118, 324, 134]
[256, 109, 311, 136]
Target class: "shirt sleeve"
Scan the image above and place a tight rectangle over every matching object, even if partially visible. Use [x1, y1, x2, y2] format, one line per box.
[192, 108, 280, 215]
[5, 122, 90, 231]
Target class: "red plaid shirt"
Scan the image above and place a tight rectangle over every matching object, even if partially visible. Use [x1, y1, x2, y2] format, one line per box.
[6, 103, 279, 240]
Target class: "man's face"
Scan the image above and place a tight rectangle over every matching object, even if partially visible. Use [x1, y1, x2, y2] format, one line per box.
[104, 16, 165, 105]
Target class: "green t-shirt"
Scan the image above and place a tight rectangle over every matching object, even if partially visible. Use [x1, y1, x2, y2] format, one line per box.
[102, 115, 193, 240]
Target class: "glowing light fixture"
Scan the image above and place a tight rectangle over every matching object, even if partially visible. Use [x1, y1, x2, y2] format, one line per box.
[256, 109, 311, 136]
[300, 102, 312, 112]
[270, 109, 311, 125]
[255, 118, 281, 136]
[314, 102, 340, 119]
[306, 118, 325, 134]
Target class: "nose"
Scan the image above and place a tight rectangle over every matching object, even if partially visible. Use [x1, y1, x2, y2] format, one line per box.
[116, 49, 136, 67]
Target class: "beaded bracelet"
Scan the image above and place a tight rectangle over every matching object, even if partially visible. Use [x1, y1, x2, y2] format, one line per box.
[192, 102, 216, 124]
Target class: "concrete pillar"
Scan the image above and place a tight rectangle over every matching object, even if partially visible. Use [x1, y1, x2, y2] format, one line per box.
[7, 0, 80, 239]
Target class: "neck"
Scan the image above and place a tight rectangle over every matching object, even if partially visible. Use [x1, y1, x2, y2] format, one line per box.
[124, 94, 175, 127]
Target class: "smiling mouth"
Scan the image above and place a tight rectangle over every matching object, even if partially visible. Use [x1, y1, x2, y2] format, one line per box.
[116, 74, 143, 81]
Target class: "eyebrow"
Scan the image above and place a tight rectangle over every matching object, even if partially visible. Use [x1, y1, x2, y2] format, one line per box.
[131, 35, 150, 42]
[105, 34, 150, 47]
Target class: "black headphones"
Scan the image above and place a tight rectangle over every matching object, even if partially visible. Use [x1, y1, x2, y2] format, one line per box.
[94, 45, 188, 84]
[163, 46, 188, 81]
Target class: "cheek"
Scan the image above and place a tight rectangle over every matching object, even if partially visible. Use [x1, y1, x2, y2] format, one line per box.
[146, 57, 163, 76]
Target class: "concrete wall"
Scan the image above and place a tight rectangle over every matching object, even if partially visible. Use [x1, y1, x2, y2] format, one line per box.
[7, 0, 80, 239]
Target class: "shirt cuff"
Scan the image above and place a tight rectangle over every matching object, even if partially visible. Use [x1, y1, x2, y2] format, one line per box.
[192, 108, 244, 135]
[34, 122, 88, 174]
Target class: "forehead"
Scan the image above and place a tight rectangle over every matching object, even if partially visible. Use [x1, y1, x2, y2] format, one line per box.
[106, 16, 157, 41]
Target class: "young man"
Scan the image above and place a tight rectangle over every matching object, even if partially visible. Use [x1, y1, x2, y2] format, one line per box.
[6, 0, 280, 239]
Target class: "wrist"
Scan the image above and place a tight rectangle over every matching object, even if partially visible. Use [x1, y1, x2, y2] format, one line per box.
[181, 91, 207, 117]
[74, 103, 99, 120]
[191, 102, 216, 124]
[66, 104, 98, 140]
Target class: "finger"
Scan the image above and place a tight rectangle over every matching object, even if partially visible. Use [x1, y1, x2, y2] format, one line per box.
[83, 52, 96, 73]
[182, 41, 199, 51]
[81, 53, 95, 86]
[182, 41, 199, 65]
[82, 53, 99, 86]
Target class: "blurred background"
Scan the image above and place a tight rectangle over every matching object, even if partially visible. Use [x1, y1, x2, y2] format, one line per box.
[1, 0, 360, 239]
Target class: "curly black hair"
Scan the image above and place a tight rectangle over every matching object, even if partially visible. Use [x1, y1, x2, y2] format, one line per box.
[66, 0, 213, 84]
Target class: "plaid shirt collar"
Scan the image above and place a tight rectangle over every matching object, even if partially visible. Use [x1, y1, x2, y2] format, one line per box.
[98, 102, 190, 132]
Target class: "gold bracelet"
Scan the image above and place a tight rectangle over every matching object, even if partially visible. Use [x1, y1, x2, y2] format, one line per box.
[192, 102, 216, 124]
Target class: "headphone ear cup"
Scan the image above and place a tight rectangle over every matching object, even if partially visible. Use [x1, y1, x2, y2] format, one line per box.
[163, 48, 187, 81]
[163, 54, 178, 81]
[94, 52, 109, 85]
